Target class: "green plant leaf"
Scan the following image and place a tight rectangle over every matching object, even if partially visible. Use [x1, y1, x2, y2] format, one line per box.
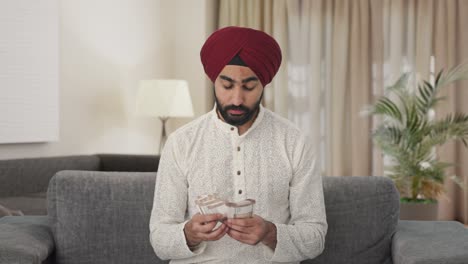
[367, 62, 468, 200]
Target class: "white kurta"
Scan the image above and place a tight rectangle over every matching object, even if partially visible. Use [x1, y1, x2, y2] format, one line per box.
[149, 104, 327, 264]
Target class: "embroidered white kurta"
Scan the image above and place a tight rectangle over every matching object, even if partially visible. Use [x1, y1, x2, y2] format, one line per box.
[149, 104, 327, 264]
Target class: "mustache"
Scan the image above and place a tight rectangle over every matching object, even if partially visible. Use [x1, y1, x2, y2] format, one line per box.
[224, 105, 249, 112]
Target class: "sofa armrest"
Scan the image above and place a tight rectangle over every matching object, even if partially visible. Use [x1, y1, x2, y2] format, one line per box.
[0, 216, 55, 264]
[392, 220, 468, 264]
[96, 154, 160, 172]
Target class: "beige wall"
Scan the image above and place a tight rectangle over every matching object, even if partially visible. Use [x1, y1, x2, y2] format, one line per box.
[162, 0, 217, 134]
[0, 0, 216, 159]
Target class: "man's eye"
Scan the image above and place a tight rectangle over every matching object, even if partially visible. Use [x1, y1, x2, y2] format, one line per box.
[224, 85, 233, 89]
[243, 85, 255, 91]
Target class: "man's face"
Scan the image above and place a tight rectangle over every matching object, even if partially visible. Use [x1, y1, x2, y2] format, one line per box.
[214, 65, 264, 126]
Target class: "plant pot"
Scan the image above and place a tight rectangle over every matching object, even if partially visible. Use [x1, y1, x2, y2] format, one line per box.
[399, 202, 438, 220]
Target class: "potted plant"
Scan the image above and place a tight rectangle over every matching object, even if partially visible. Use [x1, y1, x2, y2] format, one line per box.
[364, 64, 468, 220]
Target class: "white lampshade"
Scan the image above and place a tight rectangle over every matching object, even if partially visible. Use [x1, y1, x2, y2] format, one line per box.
[136, 79, 194, 117]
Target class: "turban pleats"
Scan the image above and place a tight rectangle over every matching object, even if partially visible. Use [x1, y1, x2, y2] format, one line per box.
[200, 26, 282, 87]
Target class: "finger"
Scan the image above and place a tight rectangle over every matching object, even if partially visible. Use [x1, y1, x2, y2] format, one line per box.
[225, 222, 250, 233]
[227, 228, 255, 245]
[211, 223, 229, 240]
[195, 213, 225, 224]
[227, 217, 255, 228]
[202, 223, 228, 241]
[214, 225, 229, 240]
[195, 220, 219, 233]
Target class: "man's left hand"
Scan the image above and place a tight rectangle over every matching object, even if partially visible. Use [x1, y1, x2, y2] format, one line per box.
[224, 214, 277, 249]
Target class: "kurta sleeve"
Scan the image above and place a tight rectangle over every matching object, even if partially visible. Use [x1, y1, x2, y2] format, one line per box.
[264, 134, 328, 262]
[149, 134, 207, 260]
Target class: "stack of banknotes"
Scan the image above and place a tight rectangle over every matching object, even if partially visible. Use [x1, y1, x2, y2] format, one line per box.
[195, 193, 256, 219]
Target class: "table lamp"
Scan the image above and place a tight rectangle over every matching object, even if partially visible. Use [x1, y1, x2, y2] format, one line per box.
[136, 79, 194, 154]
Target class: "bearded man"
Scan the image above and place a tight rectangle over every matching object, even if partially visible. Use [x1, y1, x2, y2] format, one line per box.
[149, 26, 327, 264]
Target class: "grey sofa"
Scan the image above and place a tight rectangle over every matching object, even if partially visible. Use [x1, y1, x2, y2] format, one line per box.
[0, 154, 160, 216]
[1, 170, 468, 263]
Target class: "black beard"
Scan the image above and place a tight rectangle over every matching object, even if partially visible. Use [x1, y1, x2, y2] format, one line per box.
[214, 90, 263, 126]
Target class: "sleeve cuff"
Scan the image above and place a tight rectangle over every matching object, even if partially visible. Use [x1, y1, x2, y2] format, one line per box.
[263, 223, 290, 262]
[179, 220, 207, 256]
[263, 243, 275, 260]
[262, 222, 280, 261]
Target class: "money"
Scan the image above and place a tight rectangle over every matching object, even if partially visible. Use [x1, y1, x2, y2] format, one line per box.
[195, 194, 255, 219]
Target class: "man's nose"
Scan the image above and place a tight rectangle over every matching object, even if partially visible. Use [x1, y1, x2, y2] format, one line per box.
[231, 86, 245, 106]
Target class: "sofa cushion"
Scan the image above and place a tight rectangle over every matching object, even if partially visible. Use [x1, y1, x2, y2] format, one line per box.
[392, 220, 468, 264]
[0, 155, 100, 197]
[47, 171, 398, 264]
[48, 170, 168, 264]
[0, 203, 24, 217]
[0, 216, 54, 264]
[303, 176, 399, 264]
[0, 192, 47, 216]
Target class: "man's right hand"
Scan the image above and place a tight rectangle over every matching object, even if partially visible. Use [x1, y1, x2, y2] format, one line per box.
[183, 213, 228, 249]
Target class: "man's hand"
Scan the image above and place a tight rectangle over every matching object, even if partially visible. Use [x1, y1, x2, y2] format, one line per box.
[225, 214, 277, 250]
[183, 213, 228, 249]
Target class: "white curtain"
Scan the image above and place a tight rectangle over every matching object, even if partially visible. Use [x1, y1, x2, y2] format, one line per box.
[286, 0, 375, 176]
[219, 0, 375, 177]
[218, 0, 468, 223]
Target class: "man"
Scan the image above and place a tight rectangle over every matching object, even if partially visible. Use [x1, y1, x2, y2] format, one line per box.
[149, 26, 327, 263]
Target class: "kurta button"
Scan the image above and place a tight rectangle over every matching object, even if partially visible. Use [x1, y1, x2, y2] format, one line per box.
[230, 127, 234, 131]
[238, 190, 242, 194]
[237, 146, 241, 151]
[237, 171, 241, 175]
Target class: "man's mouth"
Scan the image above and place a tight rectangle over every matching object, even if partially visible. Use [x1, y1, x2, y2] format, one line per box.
[228, 109, 245, 115]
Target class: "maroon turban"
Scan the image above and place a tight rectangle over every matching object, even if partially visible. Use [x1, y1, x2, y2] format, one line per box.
[200, 26, 282, 87]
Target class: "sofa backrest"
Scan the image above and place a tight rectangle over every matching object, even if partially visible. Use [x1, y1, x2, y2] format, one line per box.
[306, 176, 399, 264]
[0, 155, 100, 197]
[96, 154, 160, 172]
[0, 154, 160, 216]
[47, 171, 167, 264]
[47, 171, 399, 264]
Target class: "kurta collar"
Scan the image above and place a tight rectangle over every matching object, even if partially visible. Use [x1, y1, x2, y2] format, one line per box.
[210, 103, 265, 138]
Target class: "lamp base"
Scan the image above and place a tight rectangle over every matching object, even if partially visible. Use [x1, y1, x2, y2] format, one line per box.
[159, 117, 169, 154]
